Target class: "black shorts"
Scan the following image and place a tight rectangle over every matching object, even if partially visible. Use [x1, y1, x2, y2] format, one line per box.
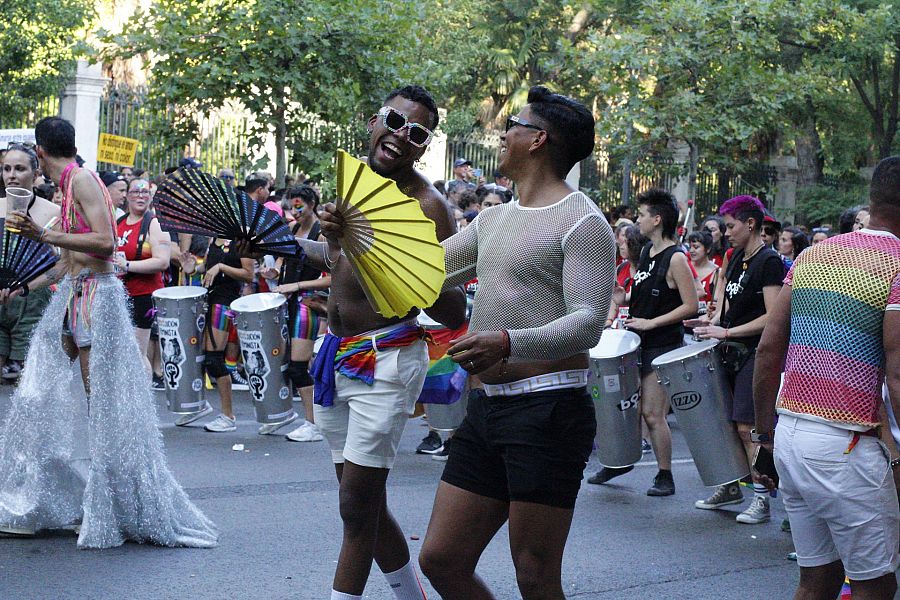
[130, 294, 155, 330]
[725, 352, 756, 424]
[441, 387, 596, 509]
[640, 342, 683, 376]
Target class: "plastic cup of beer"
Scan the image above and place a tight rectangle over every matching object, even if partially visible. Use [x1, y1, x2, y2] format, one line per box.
[5, 187, 32, 233]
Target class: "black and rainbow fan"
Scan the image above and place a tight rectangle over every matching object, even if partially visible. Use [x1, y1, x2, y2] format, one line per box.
[0, 230, 59, 291]
[155, 168, 299, 256]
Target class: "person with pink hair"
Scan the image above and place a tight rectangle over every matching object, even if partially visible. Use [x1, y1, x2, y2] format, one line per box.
[687, 195, 785, 524]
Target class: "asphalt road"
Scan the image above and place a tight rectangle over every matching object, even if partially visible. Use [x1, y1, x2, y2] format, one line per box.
[0, 377, 863, 599]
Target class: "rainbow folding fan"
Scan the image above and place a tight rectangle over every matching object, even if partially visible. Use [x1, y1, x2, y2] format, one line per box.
[155, 168, 299, 256]
[334, 149, 446, 318]
[0, 230, 59, 291]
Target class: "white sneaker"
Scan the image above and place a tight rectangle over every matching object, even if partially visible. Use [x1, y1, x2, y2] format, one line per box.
[258, 412, 299, 435]
[285, 421, 323, 442]
[736, 496, 771, 524]
[204, 414, 236, 432]
[174, 403, 214, 426]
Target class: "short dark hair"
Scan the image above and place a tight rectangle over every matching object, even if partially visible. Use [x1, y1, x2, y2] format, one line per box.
[34, 117, 77, 158]
[783, 226, 810, 256]
[245, 178, 268, 195]
[526, 86, 595, 176]
[623, 224, 648, 263]
[458, 189, 478, 210]
[287, 185, 320, 210]
[384, 85, 439, 130]
[687, 230, 713, 252]
[636, 188, 678, 239]
[870, 156, 900, 214]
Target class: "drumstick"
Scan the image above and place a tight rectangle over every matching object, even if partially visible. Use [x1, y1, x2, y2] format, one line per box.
[678, 200, 694, 245]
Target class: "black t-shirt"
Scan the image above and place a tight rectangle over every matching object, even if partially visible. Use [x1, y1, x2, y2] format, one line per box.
[629, 243, 685, 348]
[205, 239, 244, 306]
[721, 246, 784, 349]
[279, 222, 321, 286]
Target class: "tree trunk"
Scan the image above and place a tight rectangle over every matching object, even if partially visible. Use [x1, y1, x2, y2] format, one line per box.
[795, 97, 824, 187]
[274, 104, 286, 188]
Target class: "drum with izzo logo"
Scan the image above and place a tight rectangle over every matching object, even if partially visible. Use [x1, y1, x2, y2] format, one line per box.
[231, 293, 298, 425]
[651, 341, 749, 486]
[152, 286, 208, 414]
[588, 330, 643, 468]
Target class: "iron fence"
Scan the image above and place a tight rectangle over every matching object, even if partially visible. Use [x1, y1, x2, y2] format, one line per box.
[97, 84, 252, 178]
[445, 132, 502, 182]
[0, 96, 60, 132]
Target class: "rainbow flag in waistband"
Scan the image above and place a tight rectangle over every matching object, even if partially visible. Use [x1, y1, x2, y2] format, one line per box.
[418, 323, 468, 405]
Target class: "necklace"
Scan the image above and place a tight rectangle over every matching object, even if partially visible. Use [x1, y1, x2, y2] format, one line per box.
[741, 242, 766, 271]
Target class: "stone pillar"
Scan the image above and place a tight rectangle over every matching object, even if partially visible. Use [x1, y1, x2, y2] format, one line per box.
[565, 161, 581, 190]
[418, 108, 447, 184]
[769, 156, 798, 225]
[59, 60, 107, 171]
[669, 140, 691, 205]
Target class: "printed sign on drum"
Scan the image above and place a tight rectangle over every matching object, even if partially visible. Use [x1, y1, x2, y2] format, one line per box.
[158, 317, 185, 389]
[672, 391, 702, 411]
[238, 329, 271, 402]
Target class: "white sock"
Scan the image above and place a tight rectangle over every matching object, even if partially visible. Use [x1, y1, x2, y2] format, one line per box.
[753, 483, 768, 498]
[383, 559, 427, 600]
[331, 591, 362, 600]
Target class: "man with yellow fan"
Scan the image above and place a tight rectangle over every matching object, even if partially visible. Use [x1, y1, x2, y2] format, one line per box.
[284, 86, 466, 600]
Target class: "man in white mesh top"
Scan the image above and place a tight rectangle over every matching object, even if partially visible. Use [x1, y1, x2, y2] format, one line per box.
[416, 86, 616, 599]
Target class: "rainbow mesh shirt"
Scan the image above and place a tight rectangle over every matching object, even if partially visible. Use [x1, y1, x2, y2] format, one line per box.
[777, 229, 900, 429]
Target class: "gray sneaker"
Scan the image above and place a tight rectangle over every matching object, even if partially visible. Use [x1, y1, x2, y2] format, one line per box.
[204, 414, 236, 433]
[258, 412, 298, 435]
[736, 495, 771, 524]
[174, 403, 213, 426]
[695, 482, 744, 510]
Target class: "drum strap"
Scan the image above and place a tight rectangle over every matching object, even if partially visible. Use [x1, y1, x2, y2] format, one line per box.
[117, 213, 153, 262]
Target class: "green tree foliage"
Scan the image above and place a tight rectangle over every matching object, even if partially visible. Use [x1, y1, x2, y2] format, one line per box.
[103, 0, 431, 184]
[0, 0, 93, 123]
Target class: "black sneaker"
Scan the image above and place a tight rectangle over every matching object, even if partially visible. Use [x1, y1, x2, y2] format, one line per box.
[2, 360, 23, 381]
[416, 431, 444, 455]
[647, 470, 675, 496]
[587, 465, 634, 485]
[151, 374, 165, 391]
[641, 438, 652, 453]
[230, 370, 249, 391]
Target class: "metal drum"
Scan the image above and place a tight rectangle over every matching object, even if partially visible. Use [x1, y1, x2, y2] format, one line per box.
[418, 312, 468, 432]
[152, 286, 208, 414]
[588, 330, 643, 467]
[231, 293, 297, 425]
[651, 341, 749, 486]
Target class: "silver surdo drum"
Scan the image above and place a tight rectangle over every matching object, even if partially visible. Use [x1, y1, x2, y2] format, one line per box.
[651, 341, 749, 486]
[152, 286, 208, 414]
[231, 293, 297, 425]
[588, 330, 643, 467]
[417, 312, 468, 432]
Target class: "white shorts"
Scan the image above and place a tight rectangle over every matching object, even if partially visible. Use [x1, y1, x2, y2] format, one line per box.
[314, 340, 428, 469]
[775, 414, 899, 580]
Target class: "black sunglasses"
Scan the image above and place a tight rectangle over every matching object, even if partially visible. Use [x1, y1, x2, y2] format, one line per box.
[505, 115, 544, 133]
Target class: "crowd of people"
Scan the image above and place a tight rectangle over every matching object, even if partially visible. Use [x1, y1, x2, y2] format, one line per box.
[0, 80, 896, 600]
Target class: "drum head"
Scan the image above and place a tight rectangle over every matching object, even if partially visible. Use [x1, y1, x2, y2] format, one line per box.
[589, 329, 641, 359]
[231, 292, 286, 313]
[651, 340, 719, 367]
[152, 285, 208, 300]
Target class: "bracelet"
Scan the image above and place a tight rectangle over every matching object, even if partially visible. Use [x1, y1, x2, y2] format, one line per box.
[125, 261, 130, 273]
[500, 329, 511, 359]
[324, 248, 338, 270]
[20, 283, 29, 297]
[725, 328, 730, 339]
[891, 457, 900, 469]
[38, 228, 46, 243]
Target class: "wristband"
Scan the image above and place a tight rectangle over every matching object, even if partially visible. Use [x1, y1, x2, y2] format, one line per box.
[750, 428, 771, 444]
[725, 328, 730, 339]
[38, 228, 46, 243]
[500, 329, 511, 359]
[20, 283, 29, 297]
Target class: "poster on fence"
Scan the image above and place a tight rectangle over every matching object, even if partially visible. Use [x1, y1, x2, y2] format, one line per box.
[0, 129, 36, 145]
[97, 133, 139, 167]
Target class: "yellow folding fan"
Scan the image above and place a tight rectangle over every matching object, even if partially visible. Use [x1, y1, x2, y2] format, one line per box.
[334, 149, 446, 318]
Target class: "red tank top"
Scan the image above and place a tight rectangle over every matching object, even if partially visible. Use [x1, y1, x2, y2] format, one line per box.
[116, 216, 163, 297]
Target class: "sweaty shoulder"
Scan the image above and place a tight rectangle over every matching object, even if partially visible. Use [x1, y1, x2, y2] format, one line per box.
[411, 178, 456, 241]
